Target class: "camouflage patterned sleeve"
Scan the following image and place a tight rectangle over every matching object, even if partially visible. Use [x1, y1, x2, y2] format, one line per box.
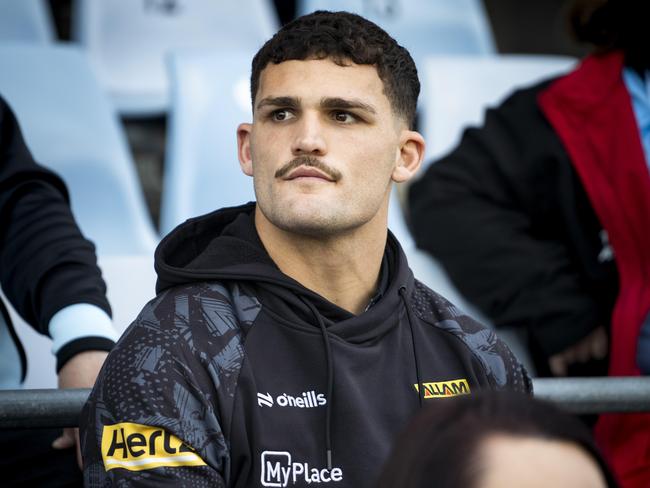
[436, 313, 533, 394]
[81, 284, 246, 487]
[412, 281, 533, 394]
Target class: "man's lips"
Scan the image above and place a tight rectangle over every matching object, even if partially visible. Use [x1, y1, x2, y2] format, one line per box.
[275, 156, 342, 181]
[284, 166, 335, 181]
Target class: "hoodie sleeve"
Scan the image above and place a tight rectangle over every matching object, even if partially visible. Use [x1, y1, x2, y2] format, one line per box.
[413, 281, 533, 394]
[0, 96, 114, 368]
[408, 83, 614, 361]
[81, 285, 246, 487]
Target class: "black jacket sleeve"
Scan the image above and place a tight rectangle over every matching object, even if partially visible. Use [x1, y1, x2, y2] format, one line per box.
[0, 96, 113, 365]
[81, 288, 232, 486]
[408, 83, 617, 362]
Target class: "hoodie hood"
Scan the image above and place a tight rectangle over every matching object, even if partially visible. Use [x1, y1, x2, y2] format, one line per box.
[154, 202, 415, 343]
[155, 202, 289, 293]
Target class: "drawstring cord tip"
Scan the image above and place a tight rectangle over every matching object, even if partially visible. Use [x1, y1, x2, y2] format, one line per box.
[326, 449, 332, 470]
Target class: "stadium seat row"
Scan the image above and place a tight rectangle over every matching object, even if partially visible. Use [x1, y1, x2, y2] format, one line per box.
[0, 0, 495, 115]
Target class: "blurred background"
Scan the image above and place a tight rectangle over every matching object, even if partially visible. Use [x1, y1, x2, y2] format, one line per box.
[36, 0, 589, 230]
[0, 0, 592, 387]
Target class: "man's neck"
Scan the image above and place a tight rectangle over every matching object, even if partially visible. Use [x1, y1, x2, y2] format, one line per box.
[254, 207, 388, 315]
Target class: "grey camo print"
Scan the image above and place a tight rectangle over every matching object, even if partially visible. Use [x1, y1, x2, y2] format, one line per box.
[436, 320, 507, 387]
[410, 280, 530, 392]
[82, 281, 261, 487]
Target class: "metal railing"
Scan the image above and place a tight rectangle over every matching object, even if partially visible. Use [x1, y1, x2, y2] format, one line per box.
[0, 388, 89, 428]
[533, 377, 650, 414]
[0, 378, 649, 429]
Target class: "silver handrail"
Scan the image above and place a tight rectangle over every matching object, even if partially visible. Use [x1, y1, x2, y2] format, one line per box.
[0, 378, 649, 428]
[533, 377, 650, 414]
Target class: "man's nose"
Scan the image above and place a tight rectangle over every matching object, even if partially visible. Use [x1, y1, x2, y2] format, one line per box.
[291, 113, 327, 155]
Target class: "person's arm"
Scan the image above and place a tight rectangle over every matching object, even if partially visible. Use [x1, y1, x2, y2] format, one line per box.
[408, 85, 612, 369]
[0, 97, 114, 357]
[0, 94, 111, 340]
[0, 96, 117, 458]
[49, 305, 117, 462]
[81, 295, 229, 486]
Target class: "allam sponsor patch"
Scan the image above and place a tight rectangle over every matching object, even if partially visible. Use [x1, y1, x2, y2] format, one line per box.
[413, 378, 470, 398]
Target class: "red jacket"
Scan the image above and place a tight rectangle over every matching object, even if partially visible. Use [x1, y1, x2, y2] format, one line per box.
[540, 51, 650, 488]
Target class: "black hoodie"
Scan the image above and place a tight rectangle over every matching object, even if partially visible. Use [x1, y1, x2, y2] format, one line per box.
[81, 203, 530, 487]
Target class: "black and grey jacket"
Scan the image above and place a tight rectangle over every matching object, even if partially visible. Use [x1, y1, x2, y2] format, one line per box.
[81, 203, 530, 487]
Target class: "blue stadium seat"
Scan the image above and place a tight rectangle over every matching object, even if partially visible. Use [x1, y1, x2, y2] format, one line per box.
[420, 54, 577, 163]
[72, 0, 279, 117]
[0, 43, 159, 256]
[0, 0, 54, 43]
[161, 49, 256, 235]
[297, 0, 495, 67]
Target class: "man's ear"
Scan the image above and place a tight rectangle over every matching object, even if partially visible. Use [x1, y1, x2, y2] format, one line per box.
[392, 130, 425, 183]
[237, 123, 254, 176]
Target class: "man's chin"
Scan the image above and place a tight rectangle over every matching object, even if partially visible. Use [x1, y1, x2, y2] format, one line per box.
[271, 211, 355, 238]
[277, 217, 339, 237]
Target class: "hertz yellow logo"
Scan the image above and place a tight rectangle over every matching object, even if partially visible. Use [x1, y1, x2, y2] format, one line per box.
[413, 379, 470, 399]
[101, 422, 206, 471]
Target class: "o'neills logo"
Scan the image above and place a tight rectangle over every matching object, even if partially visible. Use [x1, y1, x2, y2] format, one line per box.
[101, 422, 206, 471]
[261, 451, 343, 487]
[413, 378, 470, 399]
[257, 390, 327, 409]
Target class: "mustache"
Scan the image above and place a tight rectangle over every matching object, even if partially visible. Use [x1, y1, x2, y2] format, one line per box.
[274, 156, 342, 181]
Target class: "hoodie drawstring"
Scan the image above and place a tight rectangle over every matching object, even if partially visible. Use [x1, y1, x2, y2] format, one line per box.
[301, 297, 334, 470]
[298, 286, 418, 470]
[399, 286, 424, 408]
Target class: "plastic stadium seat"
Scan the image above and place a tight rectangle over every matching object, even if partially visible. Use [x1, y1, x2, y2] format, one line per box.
[161, 49, 256, 234]
[0, 43, 159, 256]
[72, 0, 280, 116]
[0, 0, 54, 43]
[298, 0, 495, 67]
[421, 54, 577, 163]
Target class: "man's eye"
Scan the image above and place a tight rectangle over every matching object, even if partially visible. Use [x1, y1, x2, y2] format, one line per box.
[332, 111, 356, 123]
[271, 109, 294, 121]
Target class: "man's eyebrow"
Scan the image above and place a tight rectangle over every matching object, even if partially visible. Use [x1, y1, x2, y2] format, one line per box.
[256, 96, 300, 111]
[321, 97, 377, 114]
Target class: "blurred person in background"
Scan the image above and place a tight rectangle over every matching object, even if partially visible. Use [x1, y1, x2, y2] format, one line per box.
[0, 96, 117, 487]
[377, 391, 618, 488]
[409, 0, 649, 485]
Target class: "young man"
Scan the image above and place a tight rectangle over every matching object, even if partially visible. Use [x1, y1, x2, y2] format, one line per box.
[81, 11, 530, 487]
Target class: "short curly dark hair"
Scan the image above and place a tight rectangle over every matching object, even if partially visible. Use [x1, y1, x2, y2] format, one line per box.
[250, 10, 420, 129]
